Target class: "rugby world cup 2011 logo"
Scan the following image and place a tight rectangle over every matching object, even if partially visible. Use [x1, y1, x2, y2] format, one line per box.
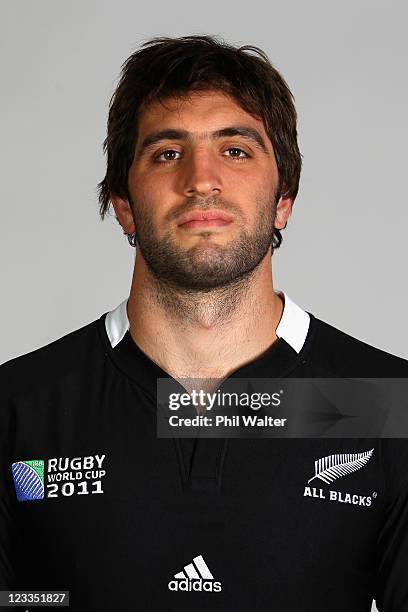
[12, 460, 45, 501]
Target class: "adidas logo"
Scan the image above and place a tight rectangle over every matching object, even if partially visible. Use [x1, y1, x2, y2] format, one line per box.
[168, 554, 222, 592]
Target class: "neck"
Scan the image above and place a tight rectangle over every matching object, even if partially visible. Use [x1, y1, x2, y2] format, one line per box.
[126, 250, 284, 384]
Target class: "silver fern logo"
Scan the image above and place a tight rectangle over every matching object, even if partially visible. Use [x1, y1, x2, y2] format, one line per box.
[307, 449, 374, 485]
[303, 449, 376, 508]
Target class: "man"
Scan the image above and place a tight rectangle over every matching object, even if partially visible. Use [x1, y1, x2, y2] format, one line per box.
[1, 35, 407, 611]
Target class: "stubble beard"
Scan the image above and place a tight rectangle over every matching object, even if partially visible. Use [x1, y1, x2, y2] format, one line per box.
[130, 191, 279, 294]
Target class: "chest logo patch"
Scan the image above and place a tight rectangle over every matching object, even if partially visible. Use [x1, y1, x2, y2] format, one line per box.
[11, 454, 106, 502]
[168, 554, 222, 593]
[304, 448, 375, 508]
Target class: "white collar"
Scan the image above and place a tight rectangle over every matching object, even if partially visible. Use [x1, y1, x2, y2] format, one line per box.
[275, 290, 310, 353]
[105, 290, 310, 355]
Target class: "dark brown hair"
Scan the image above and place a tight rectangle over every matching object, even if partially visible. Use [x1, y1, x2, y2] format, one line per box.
[97, 34, 302, 249]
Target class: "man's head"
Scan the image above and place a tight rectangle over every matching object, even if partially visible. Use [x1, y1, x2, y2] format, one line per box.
[98, 35, 302, 290]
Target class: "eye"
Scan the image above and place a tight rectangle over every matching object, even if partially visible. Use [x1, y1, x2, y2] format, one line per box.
[154, 149, 182, 163]
[223, 147, 250, 161]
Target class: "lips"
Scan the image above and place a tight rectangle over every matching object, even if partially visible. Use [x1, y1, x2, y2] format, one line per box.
[176, 209, 233, 226]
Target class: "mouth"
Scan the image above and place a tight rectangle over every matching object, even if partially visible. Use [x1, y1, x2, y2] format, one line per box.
[176, 209, 234, 230]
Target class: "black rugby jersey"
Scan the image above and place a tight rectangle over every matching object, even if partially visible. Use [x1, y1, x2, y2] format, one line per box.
[1, 291, 408, 611]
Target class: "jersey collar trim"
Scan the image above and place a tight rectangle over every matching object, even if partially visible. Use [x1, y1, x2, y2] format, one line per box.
[105, 290, 310, 355]
[275, 290, 310, 354]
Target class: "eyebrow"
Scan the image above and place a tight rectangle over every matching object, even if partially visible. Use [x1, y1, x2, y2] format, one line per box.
[137, 125, 270, 157]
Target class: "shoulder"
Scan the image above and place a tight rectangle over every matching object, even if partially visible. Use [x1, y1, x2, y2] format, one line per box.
[0, 315, 106, 399]
[305, 314, 408, 377]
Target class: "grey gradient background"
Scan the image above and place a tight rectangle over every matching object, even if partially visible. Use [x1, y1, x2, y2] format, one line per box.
[1, 3, 407, 608]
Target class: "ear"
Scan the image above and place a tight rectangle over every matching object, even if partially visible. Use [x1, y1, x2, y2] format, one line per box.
[274, 193, 293, 230]
[111, 194, 136, 234]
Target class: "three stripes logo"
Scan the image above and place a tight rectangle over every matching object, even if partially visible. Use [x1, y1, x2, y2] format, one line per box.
[11, 460, 45, 502]
[168, 554, 222, 592]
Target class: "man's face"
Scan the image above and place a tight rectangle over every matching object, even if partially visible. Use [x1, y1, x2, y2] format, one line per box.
[122, 90, 290, 290]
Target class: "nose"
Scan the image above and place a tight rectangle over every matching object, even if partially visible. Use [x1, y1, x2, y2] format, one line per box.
[180, 148, 222, 198]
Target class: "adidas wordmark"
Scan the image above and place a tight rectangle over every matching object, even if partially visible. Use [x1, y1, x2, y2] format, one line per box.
[168, 554, 222, 592]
